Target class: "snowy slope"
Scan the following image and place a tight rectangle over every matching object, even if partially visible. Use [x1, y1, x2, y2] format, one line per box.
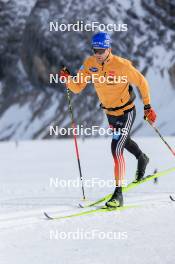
[0, 138, 175, 264]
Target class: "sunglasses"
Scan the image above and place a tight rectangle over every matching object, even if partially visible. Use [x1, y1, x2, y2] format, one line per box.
[93, 49, 107, 55]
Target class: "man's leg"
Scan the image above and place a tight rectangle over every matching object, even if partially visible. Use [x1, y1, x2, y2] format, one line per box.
[125, 136, 149, 181]
[106, 108, 136, 207]
[125, 137, 142, 159]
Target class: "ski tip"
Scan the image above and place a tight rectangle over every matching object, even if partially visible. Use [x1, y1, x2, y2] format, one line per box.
[169, 195, 175, 202]
[44, 212, 54, 220]
[78, 203, 84, 208]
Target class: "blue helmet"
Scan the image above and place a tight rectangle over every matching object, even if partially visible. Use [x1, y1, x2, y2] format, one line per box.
[91, 32, 111, 49]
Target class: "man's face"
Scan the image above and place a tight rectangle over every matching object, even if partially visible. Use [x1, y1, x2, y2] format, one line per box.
[93, 48, 111, 64]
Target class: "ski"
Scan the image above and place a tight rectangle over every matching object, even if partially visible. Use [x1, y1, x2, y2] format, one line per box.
[43, 166, 175, 220]
[81, 166, 175, 208]
[44, 204, 139, 221]
[44, 212, 54, 220]
[169, 195, 175, 201]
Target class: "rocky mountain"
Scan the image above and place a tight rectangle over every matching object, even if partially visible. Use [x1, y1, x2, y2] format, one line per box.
[0, 0, 175, 140]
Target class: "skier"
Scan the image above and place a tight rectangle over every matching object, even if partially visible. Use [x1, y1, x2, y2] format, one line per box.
[59, 32, 156, 207]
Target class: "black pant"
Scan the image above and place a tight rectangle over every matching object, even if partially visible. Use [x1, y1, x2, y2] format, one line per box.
[107, 107, 142, 186]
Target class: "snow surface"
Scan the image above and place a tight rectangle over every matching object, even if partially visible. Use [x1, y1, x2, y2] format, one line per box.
[0, 137, 175, 264]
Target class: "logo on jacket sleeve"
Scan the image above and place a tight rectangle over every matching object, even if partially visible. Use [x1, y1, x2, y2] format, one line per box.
[108, 70, 115, 76]
[89, 67, 98, 72]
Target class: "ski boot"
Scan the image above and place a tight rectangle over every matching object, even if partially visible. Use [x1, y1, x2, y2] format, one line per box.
[105, 186, 123, 208]
[135, 153, 149, 181]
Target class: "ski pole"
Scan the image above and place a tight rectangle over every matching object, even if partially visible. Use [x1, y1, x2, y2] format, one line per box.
[146, 120, 175, 157]
[65, 86, 86, 200]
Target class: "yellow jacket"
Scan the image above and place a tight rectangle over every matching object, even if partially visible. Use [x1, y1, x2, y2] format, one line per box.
[67, 52, 150, 116]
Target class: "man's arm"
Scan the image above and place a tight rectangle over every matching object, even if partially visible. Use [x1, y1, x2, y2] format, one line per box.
[124, 61, 156, 123]
[125, 62, 151, 106]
